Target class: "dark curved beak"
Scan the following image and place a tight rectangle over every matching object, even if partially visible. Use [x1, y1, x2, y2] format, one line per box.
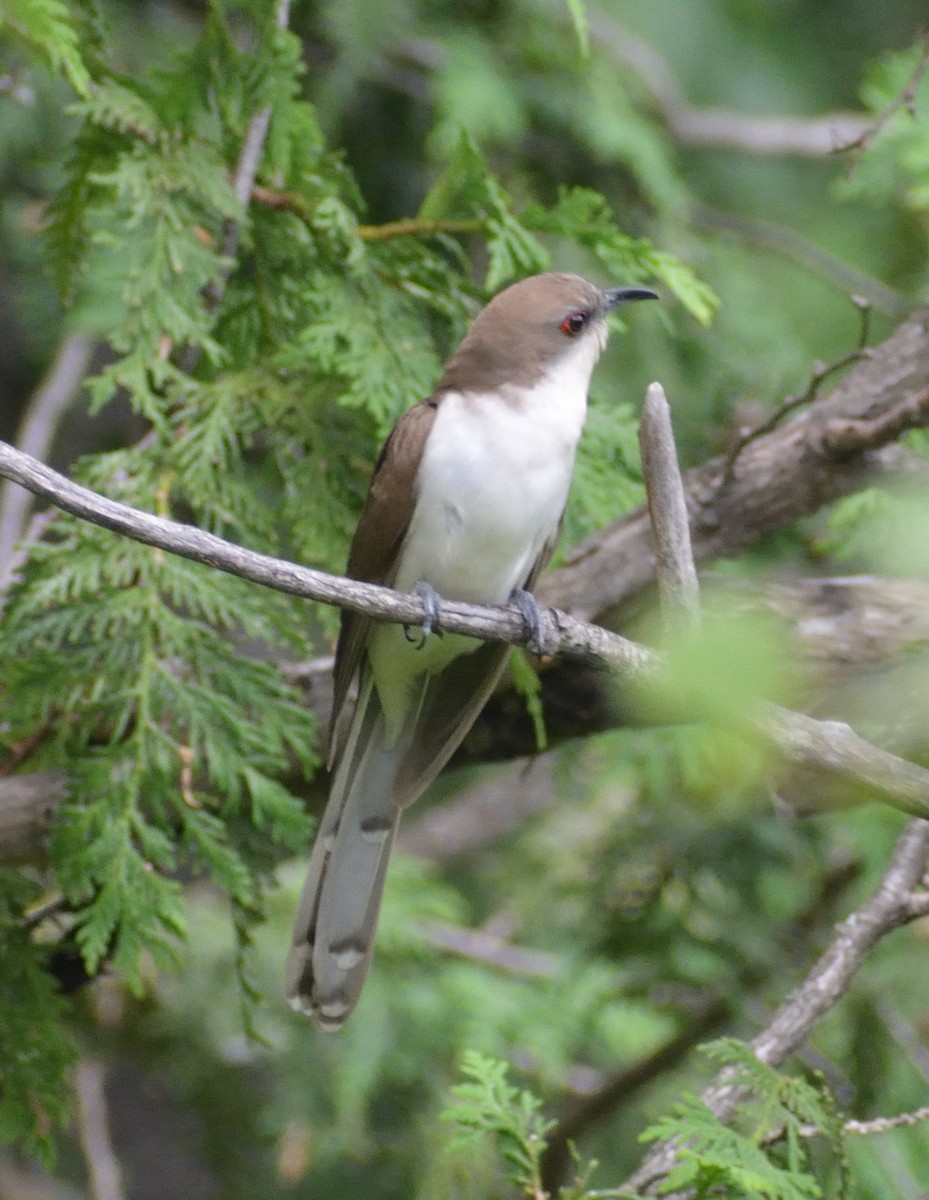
[603, 285, 659, 310]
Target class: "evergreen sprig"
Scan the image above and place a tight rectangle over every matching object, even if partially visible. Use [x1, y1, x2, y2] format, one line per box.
[640, 1038, 848, 1199]
[442, 1050, 555, 1197]
[0, 0, 91, 96]
[0, 0, 714, 1162]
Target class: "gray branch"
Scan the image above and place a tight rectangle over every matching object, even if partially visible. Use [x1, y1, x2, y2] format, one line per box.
[625, 818, 929, 1195]
[0, 334, 94, 593]
[3, 435, 929, 860]
[541, 304, 929, 623]
[638, 380, 700, 627]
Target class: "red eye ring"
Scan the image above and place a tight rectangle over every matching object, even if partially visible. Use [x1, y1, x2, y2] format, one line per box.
[560, 310, 588, 336]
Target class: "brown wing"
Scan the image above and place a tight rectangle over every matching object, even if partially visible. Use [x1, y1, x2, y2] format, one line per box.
[329, 399, 438, 754]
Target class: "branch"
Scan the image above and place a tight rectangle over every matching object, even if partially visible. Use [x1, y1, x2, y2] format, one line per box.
[623, 818, 929, 1195]
[639, 382, 700, 626]
[835, 32, 929, 158]
[250, 186, 486, 242]
[73, 1060, 126, 1200]
[0, 334, 94, 594]
[540, 304, 929, 624]
[541, 851, 862, 1193]
[0, 437, 650, 674]
[529, 0, 871, 157]
[3, 436, 929, 833]
[177, 0, 291, 374]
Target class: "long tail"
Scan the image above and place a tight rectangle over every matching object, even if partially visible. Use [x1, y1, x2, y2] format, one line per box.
[285, 672, 409, 1030]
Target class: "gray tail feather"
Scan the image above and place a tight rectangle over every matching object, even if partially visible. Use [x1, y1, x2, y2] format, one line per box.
[285, 673, 410, 1030]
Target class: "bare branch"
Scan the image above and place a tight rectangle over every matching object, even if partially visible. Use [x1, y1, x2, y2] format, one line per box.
[0, 334, 94, 593]
[0, 435, 651, 676]
[723, 298, 874, 479]
[541, 304, 929, 624]
[760, 707, 929, 819]
[846, 1105, 929, 1136]
[624, 818, 929, 1194]
[73, 1061, 126, 1200]
[177, 0, 291, 374]
[639, 381, 700, 626]
[3, 437, 929, 839]
[820, 384, 929, 458]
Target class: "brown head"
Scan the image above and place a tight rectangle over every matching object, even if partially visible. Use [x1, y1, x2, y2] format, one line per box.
[437, 272, 657, 396]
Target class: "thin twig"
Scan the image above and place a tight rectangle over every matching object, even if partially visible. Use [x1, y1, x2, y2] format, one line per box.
[357, 215, 485, 241]
[3, 437, 929, 823]
[845, 1106, 929, 1136]
[0, 334, 94, 595]
[835, 32, 929, 161]
[73, 1060, 126, 1200]
[723, 297, 873, 482]
[251, 185, 487, 242]
[177, 0, 291, 376]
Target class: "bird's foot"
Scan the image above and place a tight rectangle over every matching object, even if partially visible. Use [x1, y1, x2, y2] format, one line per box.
[405, 580, 444, 648]
[509, 587, 551, 657]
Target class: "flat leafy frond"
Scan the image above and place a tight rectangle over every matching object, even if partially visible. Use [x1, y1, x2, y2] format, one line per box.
[442, 1051, 554, 1196]
[640, 1041, 847, 1200]
[0, 887, 76, 1165]
[1, 0, 92, 95]
[523, 186, 718, 324]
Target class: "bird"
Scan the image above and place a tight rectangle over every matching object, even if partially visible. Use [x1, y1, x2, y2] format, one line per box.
[286, 271, 657, 1028]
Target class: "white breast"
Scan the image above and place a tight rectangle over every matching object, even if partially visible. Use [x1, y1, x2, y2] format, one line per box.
[395, 337, 600, 605]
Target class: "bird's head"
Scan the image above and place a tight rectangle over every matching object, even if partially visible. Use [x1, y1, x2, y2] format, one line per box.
[439, 272, 658, 395]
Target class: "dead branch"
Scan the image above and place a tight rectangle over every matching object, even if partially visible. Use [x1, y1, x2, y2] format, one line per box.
[623, 818, 929, 1195]
[0, 334, 94, 594]
[639, 382, 700, 626]
[73, 1061, 125, 1200]
[3, 435, 929, 852]
[540, 304, 929, 624]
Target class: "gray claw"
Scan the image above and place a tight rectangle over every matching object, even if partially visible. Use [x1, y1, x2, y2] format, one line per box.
[405, 580, 443, 648]
[510, 587, 548, 656]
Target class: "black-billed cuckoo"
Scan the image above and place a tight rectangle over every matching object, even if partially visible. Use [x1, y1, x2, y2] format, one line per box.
[286, 272, 657, 1028]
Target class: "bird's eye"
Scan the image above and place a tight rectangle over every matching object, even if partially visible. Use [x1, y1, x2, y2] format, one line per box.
[560, 310, 588, 336]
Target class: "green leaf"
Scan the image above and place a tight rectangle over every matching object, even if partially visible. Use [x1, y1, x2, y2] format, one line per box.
[0, 888, 76, 1165]
[1, 0, 92, 96]
[442, 1051, 554, 1195]
[563, 0, 590, 58]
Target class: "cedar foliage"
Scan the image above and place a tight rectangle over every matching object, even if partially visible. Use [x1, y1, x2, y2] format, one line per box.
[1, 2, 929, 1196]
[0, 0, 707, 1165]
